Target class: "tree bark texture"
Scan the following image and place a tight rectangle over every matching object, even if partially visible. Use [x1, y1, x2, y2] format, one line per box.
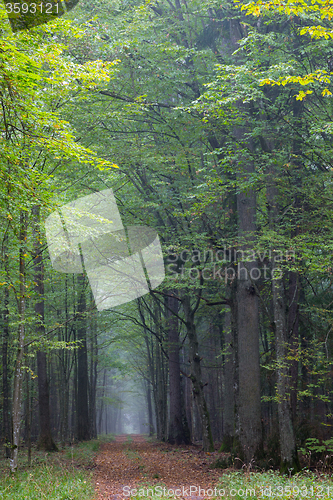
[77, 274, 90, 441]
[167, 292, 187, 444]
[11, 212, 27, 472]
[34, 206, 57, 451]
[267, 178, 299, 471]
[183, 296, 214, 451]
[2, 280, 11, 458]
[229, 18, 262, 462]
[235, 134, 262, 462]
[222, 309, 236, 449]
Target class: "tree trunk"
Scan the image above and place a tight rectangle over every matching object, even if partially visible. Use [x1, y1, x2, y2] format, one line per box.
[25, 366, 31, 465]
[288, 271, 299, 423]
[144, 332, 155, 436]
[156, 337, 166, 440]
[89, 300, 98, 439]
[34, 206, 57, 452]
[272, 274, 299, 471]
[167, 292, 188, 444]
[222, 309, 235, 450]
[99, 369, 107, 435]
[235, 138, 262, 462]
[11, 212, 27, 472]
[229, 18, 262, 463]
[2, 278, 11, 458]
[183, 296, 214, 452]
[146, 381, 154, 436]
[267, 178, 299, 472]
[77, 274, 90, 441]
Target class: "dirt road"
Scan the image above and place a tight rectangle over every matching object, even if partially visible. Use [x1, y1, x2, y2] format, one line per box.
[94, 434, 225, 499]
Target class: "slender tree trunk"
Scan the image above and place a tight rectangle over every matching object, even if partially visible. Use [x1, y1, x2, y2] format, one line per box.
[288, 271, 299, 423]
[59, 274, 71, 444]
[146, 381, 154, 436]
[11, 212, 27, 472]
[105, 403, 108, 435]
[144, 332, 156, 436]
[2, 277, 11, 458]
[33, 206, 57, 451]
[222, 309, 235, 450]
[150, 339, 160, 439]
[161, 344, 168, 439]
[183, 296, 214, 451]
[152, 301, 167, 441]
[156, 338, 165, 440]
[271, 273, 299, 471]
[89, 301, 98, 439]
[25, 366, 31, 466]
[167, 292, 187, 444]
[267, 179, 299, 472]
[77, 274, 90, 441]
[99, 369, 107, 435]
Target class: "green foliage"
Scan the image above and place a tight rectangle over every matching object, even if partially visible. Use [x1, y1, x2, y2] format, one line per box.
[65, 439, 102, 465]
[0, 458, 94, 500]
[218, 470, 333, 499]
[300, 437, 333, 456]
[238, 0, 333, 99]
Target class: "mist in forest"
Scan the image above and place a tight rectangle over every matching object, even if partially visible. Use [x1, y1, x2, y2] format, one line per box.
[96, 374, 150, 436]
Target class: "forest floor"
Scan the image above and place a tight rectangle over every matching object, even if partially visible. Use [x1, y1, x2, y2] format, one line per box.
[92, 435, 333, 500]
[1, 435, 333, 499]
[94, 434, 225, 500]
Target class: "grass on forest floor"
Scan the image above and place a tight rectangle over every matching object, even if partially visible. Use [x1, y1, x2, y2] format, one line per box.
[217, 470, 333, 499]
[0, 435, 114, 500]
[130, 470, 333, 499]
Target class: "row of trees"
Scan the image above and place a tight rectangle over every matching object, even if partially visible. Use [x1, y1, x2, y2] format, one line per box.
[1, 0, 333, 472]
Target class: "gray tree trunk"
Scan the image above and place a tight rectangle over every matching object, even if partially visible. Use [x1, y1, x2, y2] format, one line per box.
[288, 271, 299, 422]
[272, 274, 299, 470]
[11, 212, 27, 472]
[34, 206, 57, 451]
[229, 18, 262, 463]
[2, 275, 11, 458]
[167, 292, 188, 444]
[146, 380, 154, 436]
[235, 133, 262, 462]
[222, 310, 235, 450]
[183, 296, 214, 451]
[77, 274, 90, 441]
[267, 176, 299, 472]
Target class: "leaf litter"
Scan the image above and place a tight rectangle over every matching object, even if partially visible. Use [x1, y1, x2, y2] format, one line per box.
[93, 434, 226, 500]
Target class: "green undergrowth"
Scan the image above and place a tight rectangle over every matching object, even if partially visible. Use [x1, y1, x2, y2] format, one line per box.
[0, 435, 114, 500]
[217, 470, 333, 499]
[128, 470, 333, 499]
[0, 463, 94, 500]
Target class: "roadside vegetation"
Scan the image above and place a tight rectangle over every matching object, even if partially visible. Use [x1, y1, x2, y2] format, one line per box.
[0, 438, 110, 500]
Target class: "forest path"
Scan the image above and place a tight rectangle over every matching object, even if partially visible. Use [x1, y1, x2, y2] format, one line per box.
[94, 434, 225, 500]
